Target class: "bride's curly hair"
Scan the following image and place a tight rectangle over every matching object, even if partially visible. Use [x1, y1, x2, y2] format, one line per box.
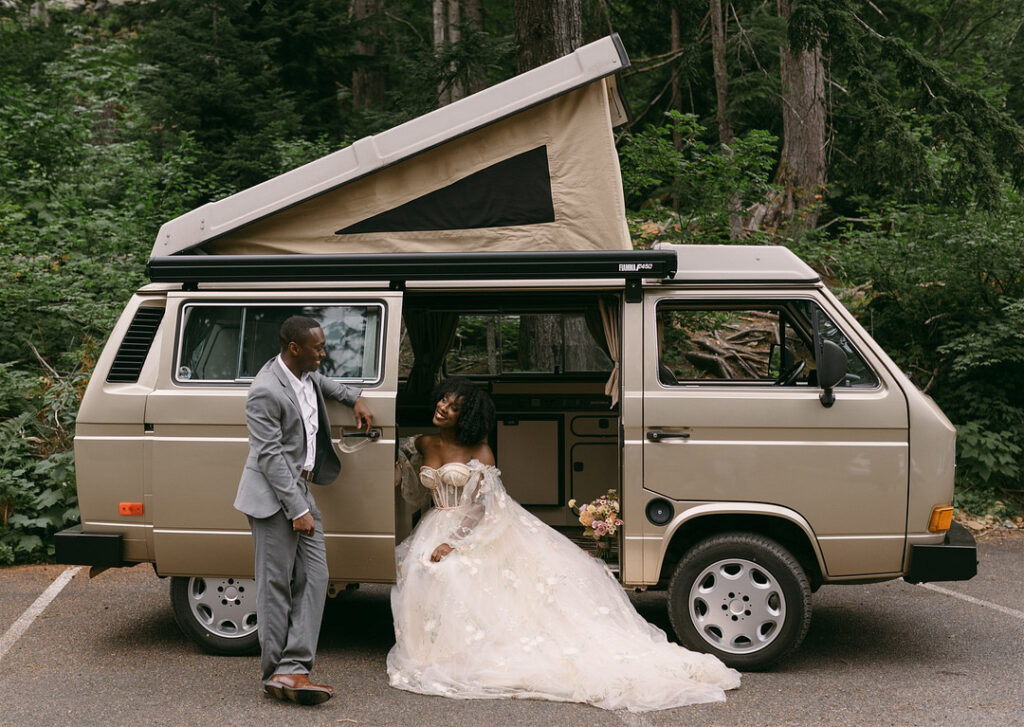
[430, 377, 495, 446]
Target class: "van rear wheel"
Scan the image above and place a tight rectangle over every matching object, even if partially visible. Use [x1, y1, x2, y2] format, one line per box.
[170, 576, 259, 656]
[667, 533, 811, 671]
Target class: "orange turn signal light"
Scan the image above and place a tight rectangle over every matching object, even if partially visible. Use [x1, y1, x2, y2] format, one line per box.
[928, 505, 953, 533]
[119, 502, 143, 516]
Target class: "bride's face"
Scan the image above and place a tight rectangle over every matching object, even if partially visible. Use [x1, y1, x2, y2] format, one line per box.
[433, 393, 463, 430]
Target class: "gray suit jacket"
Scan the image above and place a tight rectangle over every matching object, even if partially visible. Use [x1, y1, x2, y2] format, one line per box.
[234, 358, 362, 520]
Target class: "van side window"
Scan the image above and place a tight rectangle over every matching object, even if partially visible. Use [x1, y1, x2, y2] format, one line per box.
[399, 312, 612, 378]
[657, 301, 878, 387]
[177, 303, 384, 383]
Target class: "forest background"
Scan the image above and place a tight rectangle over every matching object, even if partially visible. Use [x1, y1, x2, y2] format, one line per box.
[2, 0, 1024, 563]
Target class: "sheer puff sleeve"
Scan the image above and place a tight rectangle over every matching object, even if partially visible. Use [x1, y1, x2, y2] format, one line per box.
[395, 436, 432, 511]
[444, 463, 512, 551]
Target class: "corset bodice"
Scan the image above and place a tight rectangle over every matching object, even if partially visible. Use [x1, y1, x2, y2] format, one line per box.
[419, 462, 473, 510]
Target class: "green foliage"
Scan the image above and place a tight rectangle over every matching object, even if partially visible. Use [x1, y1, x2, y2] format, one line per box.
[0, 404, 80, 564]
[619, 111, 777, 244]
[3, 0, 1024, 562]
[0, 15, 202, 562]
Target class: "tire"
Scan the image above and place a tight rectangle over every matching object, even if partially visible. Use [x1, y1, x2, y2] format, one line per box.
[667, 533, 811, 671]
[170, 576, 260, 656]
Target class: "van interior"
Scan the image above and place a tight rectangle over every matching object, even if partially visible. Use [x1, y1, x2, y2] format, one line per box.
[394, 290, 623, 564]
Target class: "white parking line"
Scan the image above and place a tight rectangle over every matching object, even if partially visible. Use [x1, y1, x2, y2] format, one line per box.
[0, 566, 81, 664]
[917, 582, 1024, 622]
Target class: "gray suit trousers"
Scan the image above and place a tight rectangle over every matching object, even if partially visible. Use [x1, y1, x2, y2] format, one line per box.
[248, 486, 328, 683]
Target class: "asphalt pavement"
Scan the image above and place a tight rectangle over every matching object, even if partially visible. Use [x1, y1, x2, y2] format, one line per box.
[0, 532, 1021, 727]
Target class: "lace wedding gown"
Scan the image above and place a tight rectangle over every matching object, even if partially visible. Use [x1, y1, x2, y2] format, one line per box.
[387, 441, 741, 712]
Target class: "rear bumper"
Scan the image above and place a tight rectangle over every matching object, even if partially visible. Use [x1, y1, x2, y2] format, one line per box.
[904, 521, 978, 584]
[54, 524, 125, 567]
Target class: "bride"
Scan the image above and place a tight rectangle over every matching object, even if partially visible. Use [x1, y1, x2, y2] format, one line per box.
[387, 377, 740, 712]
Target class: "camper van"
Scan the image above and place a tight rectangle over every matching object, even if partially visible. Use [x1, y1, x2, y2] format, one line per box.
[55, 35, 976, 670]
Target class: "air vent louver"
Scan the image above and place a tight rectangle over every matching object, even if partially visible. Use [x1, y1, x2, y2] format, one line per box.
[106, 306, 165, 383]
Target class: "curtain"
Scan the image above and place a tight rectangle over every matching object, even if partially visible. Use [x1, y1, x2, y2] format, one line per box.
[598, 298, 621, 408]
[404, 310, 459, 400]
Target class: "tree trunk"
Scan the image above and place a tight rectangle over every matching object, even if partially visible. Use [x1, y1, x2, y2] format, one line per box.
[512, 0, 589, 372]
[670, 6, 684, 155]
[769, 0, 827, 229]
[351, 0, 385, 110]
[464, 0, 487, 94]
[486, 317, 498, 375]
[709, 0, 734, 148]
[518, 316, 606, 372]
[709, 0, 744, 239]
[512, 0, 582, 73]
[448, 0, 465, 102]
[434, 0, 450, 105]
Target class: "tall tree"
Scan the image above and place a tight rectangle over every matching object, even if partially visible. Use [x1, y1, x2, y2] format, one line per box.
[771, 0, 827, 229]
[351, 0, 385, 110]
[511, 0, 607, 372]
[435, 0, 467, 105]
[709, 0, 744, 238]
[513, 0, 582, 72]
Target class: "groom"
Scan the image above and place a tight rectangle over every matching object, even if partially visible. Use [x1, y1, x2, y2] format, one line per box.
[235, 315, 373, 705]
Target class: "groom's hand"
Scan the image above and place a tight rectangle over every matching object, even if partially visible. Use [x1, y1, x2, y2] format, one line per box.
[430, 543, 453, 562]
[292, 512, 315, 537]
[352, 397, 373, 432]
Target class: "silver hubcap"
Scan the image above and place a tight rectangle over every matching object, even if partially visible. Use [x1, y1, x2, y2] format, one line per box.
[689, 557, 785, 654]
[186, 576, 258, 640]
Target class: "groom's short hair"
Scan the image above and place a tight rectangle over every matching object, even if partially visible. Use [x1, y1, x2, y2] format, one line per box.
[279, 315, 321, 351]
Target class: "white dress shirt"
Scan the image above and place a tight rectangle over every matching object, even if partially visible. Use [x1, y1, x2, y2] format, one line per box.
[277, 355, 317, 520]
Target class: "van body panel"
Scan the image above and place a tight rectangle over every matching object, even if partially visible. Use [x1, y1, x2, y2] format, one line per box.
[619, 298, 646, 584]
[647, 501, 827, 583]
[75, 295, 168, 561]
[815, 287, 958, 552]
[142, 291, 403, 580]
[905, 391, 957, 539]
[642, 289, 910, 578]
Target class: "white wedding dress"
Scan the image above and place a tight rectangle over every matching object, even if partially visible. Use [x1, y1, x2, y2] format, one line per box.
[387, 440, 740, 712]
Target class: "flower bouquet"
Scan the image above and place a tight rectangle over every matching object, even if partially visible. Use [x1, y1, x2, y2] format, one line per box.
[568, 490, 623, 561]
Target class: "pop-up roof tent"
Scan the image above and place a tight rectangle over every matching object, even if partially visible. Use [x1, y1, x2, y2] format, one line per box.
[151, 35, 633, 259]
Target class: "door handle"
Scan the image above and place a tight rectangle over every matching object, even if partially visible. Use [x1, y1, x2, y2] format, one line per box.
[646, 430, 690, 442]
[343, 428, 381, 440]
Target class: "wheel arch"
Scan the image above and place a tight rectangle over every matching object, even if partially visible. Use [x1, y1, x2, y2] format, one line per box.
[657, 505, 824, 590]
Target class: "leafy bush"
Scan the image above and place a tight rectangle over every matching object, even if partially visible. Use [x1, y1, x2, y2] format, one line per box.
[619, 111, 778, 245]
[0, 23, 204, 562]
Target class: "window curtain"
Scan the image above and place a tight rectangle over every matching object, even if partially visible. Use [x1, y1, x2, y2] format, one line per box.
[404, 310, 459, 400]
[597, 298, 621, 408]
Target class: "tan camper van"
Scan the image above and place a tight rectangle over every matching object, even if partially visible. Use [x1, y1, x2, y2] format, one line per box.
[56, 36, 976, 670]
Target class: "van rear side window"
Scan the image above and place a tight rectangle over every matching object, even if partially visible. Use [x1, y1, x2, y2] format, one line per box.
[176, 303, 384, 383]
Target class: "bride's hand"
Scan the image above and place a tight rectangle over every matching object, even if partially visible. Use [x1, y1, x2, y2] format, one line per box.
[430, 543, 454, 562]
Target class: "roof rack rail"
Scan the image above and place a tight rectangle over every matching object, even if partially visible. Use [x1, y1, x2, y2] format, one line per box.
[147, 250, 677, 287]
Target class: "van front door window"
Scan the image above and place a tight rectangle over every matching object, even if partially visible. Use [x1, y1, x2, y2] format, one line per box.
[656, 300, 877, 388]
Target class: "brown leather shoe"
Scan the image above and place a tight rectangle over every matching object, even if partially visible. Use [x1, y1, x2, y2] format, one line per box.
[264, 673, 333, 705]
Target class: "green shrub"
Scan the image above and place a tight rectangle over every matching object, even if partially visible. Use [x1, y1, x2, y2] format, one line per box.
[619, 111, 778, 245]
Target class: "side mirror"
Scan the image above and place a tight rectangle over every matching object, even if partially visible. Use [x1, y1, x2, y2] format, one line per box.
[818, 340, 847, 408]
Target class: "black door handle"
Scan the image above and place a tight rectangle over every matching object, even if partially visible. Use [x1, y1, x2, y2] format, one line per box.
[646, 430, 691, 442]
[343, 428, 381, 440]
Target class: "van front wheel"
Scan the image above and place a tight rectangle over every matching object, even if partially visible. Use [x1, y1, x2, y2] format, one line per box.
[667, 533, 811, 670]
[170, 576, 260, 656]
